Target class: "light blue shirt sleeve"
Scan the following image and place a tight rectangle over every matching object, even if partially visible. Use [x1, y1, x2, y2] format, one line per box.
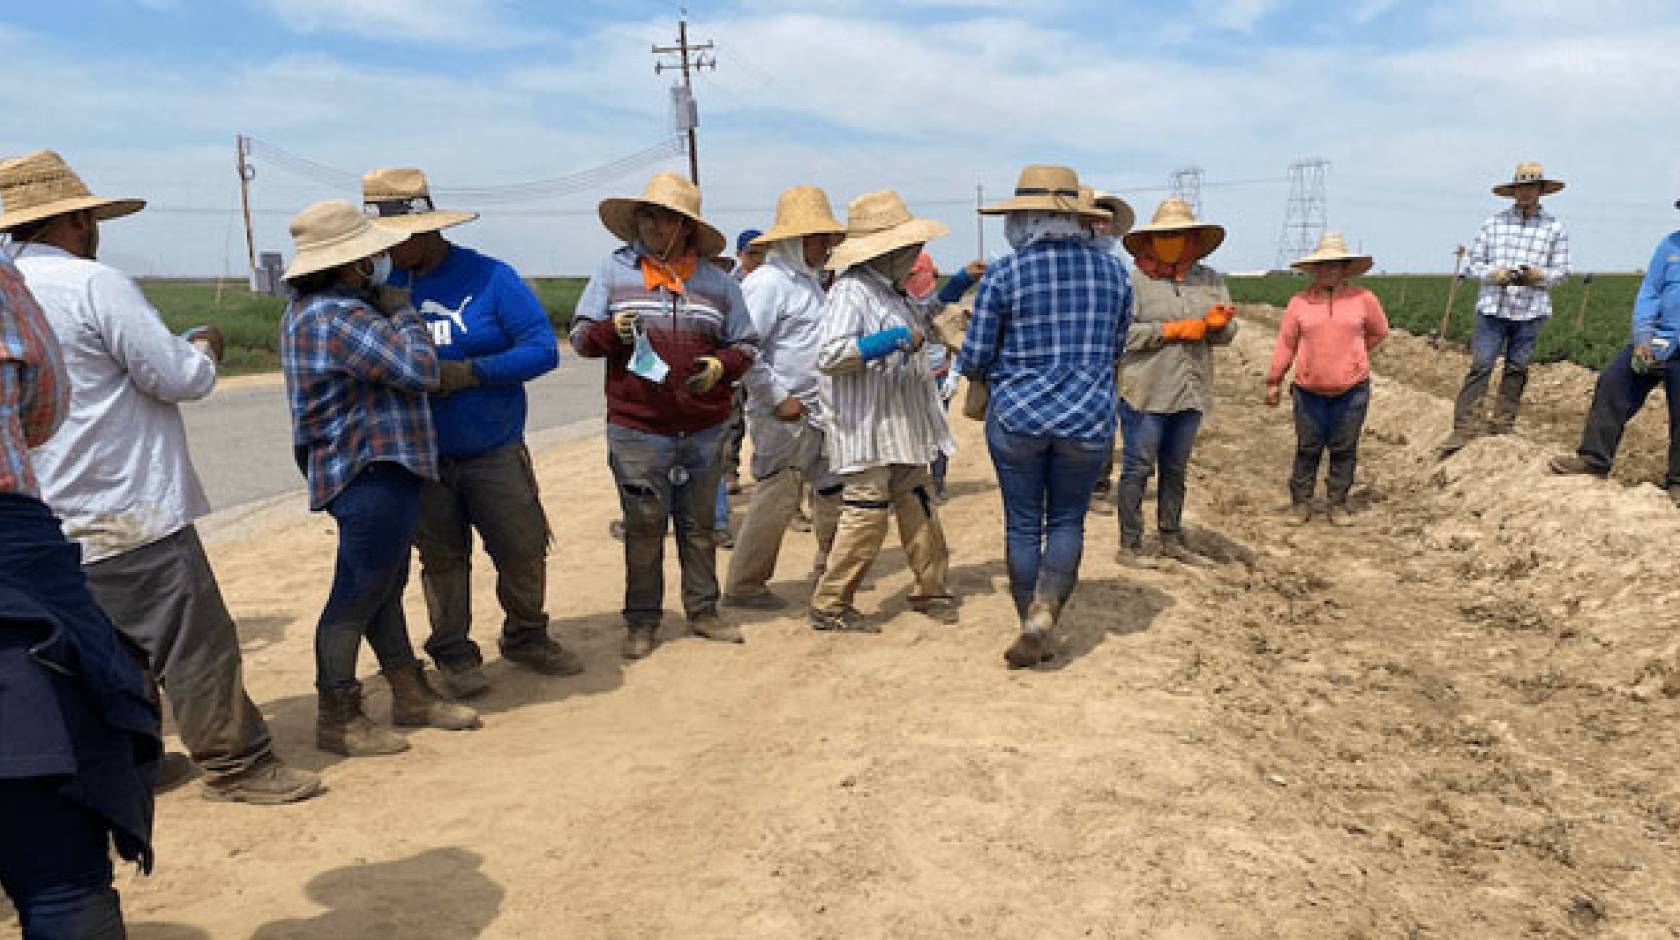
[1631, 237, 1672, 344]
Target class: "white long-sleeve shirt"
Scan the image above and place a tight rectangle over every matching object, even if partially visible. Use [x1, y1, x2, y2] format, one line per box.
[1465, 207, 1570, 321]
[740, 243, 828, 427]
[16, 243, 217, 563]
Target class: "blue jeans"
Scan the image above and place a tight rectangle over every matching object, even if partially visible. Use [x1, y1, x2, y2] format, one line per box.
[986, 415, 1111, 620]
[0, 779, 127, 939]
[316, 462, 424, 692]
[1454, 314, 1545, 431]
[606, 423, 726, 625]
[715, 477, 730, 532]
[1117, 402, 1203, 546]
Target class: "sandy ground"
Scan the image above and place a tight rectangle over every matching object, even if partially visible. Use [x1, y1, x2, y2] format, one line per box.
[9, 308, 1680, 939]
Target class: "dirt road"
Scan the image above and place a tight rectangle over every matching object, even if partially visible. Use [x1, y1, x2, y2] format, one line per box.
[38, 309, 1680, 938]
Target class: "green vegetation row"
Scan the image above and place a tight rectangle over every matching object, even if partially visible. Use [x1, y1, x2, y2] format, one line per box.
[1227, 273, 1641, 370]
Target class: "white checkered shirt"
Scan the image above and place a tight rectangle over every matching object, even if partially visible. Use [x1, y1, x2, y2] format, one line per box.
[1465, 206, 1570, 321]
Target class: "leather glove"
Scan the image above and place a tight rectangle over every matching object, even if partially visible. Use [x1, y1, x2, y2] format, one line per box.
[436, 359, 479, 395]
[773, 395, 806, 422]
[372, 286, 414, 316]
[1203, 303, 1235, 331]
[1517, 265, 1545, 287]
[612, 310, 639, 344]
[686, 356, 724, 394]
[1489, 267, 1515, 287]
[1160, 318, 1209, 343]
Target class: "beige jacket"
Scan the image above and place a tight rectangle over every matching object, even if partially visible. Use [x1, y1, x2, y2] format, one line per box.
[1119, 263, 1235, 414]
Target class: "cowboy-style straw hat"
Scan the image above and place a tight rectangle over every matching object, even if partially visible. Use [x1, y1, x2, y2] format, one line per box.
[1121, 197, 1227, 260]
[1078, 185, 1136, 236]
[361, 167, 478, 234]
[981, 165, 1109, 220]
[0, 150, 144, 233]
[1492, 161, 1564, 197]
[825, 190, 950, 272]
[1290, 231, 1373, 278]
[598, 172, 727, 258]
[283, 200, 408, 282]
[750, 186, 844, 247]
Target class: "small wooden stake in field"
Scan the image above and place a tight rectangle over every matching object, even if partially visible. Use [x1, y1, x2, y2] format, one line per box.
[1433, 245, 1468, 346]
[1575, 273, 1595, 331]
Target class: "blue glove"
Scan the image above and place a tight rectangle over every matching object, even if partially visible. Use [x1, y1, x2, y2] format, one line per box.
[857, 326, 914, 362]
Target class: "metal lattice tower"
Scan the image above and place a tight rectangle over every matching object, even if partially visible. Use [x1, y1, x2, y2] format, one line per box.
[1275, 158, 1330, 270]
[1168, 167, 1204, 217]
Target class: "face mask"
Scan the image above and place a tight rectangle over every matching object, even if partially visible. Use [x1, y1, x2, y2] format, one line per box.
[879, 245, 920, 286]
[1090, 234, 1118, 255]
[365, 253, 394, 287]
[626, 321, 671, 384]
[1152, 234, 1189, 264]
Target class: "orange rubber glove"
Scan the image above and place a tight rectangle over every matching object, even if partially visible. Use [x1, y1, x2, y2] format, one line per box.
[1203, 303, 1235, 331]
[1160, 318, 1208, 342]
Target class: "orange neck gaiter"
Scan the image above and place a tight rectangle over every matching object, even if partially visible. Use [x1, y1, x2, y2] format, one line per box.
[640, 252, 699, 295]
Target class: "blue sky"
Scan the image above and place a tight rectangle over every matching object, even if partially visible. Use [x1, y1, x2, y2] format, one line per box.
[3, 0, 1677, 276]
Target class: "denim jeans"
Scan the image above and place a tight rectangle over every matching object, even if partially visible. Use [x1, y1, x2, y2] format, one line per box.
[606, 423, 726, 625]
[1117, 402, 1203, 546]
[1577, 343, 1680, 487]
[986, 415, 1111, 620]
[0, 779, 127, 939]
[1454, 314, 1545, 431]
[316, 462, 424, 693]
[1290, 381, 1370, 505]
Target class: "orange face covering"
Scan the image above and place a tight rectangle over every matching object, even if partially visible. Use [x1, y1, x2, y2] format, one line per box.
[1152, 234, 1189, 264]
[640, 252, 699, 295]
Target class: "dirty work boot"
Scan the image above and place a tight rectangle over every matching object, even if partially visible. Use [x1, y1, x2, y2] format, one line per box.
[689, 613, 744, 644]
[1116, 538, 1157, 569]
[202, 758, 323, 805]
[436, 660, 491, 699]
[910, 593, 960, 624]
[1324, 501, 1352, 527]
[386, 663, 481, 731]
[1159, 531, 1209, 566]
[317, 685, 409, 757]
[1287, 502, 1313, 527]
[722, 590, 789, 611]
[1548, 454, 1608, 477]
[154, 751, 197, 793]
[1669, 484, 1680, 509]
[809, 606, 878, 634]
[1438, 427, 1476, 459]
[623, 624, 658, 660]
[1004, 599, 1058, 669]
[501, 634, 585, 677]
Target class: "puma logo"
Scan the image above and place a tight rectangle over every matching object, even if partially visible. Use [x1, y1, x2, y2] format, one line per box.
[420, 296, 473, 337]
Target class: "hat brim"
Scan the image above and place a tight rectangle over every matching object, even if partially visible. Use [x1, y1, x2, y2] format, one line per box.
[282, 220, 409, 281]
[1093, 197, 1136, 236]
[1493, 180, 1565, 197]
[0, 195, 145, 233]
[824, 219, 950, 272]
[1122, 223, 1227, 260]
[370, 210, 479, 235]
[598, 197, 727, 258]
[750, 220, 845, 248]
[1290, 255, 1374, 278]
[980, 194, 1109, 220]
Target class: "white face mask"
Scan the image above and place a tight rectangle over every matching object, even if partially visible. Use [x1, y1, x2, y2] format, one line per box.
[364, 253, 393, 287]
[1089, 234, 1118, 255]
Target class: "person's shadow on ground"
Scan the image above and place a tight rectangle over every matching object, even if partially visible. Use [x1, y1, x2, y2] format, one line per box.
[252, 846, 504, 940]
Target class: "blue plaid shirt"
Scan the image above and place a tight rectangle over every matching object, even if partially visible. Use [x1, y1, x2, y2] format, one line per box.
[956, 238, 1132, 440]
[280, 290, 440, 509]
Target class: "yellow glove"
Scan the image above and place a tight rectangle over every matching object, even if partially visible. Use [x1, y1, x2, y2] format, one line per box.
[612, 310, 639, 343]
[686, 356, 724, 394]
[436, 360, 479, 395]
[1203, 303, 1235, 331]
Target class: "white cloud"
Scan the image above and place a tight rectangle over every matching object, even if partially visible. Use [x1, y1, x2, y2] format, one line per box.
[251, 0, 546, 48]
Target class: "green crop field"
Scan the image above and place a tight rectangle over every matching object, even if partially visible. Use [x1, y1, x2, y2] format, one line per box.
[1228, 272, 1642, 370]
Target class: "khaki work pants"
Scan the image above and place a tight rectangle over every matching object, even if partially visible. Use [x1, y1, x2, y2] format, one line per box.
[725, 467, 840, 597]
[810, 464, 950, 615]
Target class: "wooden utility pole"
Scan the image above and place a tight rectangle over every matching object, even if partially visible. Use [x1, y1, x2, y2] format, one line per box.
[1575, 273, 1595, 331]
[234, 135, 256, 274]
[653, 16, 715, 185]
[1433, 244, 1468, 346]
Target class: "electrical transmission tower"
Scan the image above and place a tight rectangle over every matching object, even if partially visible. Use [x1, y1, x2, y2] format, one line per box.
[653, 16, 716, 185]
[1169, 167, 1204, 216]
[1275, 158, 1330, 270]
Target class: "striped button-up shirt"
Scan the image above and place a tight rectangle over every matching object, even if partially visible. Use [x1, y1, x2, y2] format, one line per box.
[280, 289, 440, 510]
[1466, 207, 1570, 321]
[0, 255, 67, 498]
[958, 237, 1133, 440]
[816, 265, 955, 475]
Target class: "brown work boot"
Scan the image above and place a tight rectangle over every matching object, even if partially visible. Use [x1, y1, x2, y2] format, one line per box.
[1116, 538, 1157, 568]
[1548, 454, 1607, 477]
[1287, 502, 1313, 526]
[1003, 600, 1058, 669]
[500, 635, 585, 677]
[202, 758, 322, 805]
[317, 685, 409, 757]
[436, 660, 491, 699]
[909, 593, 960, 624]
[1438, 428, 1475, 458]
[1669, 484, 1680, 509]
[623, 625, 658, 659]
[385, 663, 481, 731]
[1324, 501, 1352, 527]
[689, 613, 744, 644]
[1159, 531, 1209, 566]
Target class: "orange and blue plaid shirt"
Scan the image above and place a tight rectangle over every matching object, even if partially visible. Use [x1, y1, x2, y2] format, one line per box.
[0, 255, 68, 498]
[280, 289, 440, 510]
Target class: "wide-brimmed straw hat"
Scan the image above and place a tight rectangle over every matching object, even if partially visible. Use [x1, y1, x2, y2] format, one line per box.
[981, 165, 1108, 220]
[598, 172, 726, 258]
[825, 190, 950, 271]
[0, 150, 144, 233]
[1290, 231, 1373, 278]
[751, 186, 844, 247]
[1121, 197, 1226, 260]
[283, 200, 408, 281]
[1078, 185, 1136, 236]
[361, 167, 478, 234]
[1492, 161, 1564, 197]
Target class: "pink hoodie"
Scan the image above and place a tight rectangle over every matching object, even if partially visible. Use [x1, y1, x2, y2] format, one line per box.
[1266, 286, 1389, 395]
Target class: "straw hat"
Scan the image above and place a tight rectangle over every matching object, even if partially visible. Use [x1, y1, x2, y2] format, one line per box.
[283, 200, 408, 281]
[1290, 231, 1373, 278]
[1078, 185, 1136, 236]
[0, 150, 144, 233]
[1492, 161, 1564, 197]
[981, 165, 1108, 219]
[361, 167, 478, 233]
[824, 190, 950, 271]
[598, 172, 726, 258]
[1121, 197, 1226, 260]
[750, 186, 844, 247]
